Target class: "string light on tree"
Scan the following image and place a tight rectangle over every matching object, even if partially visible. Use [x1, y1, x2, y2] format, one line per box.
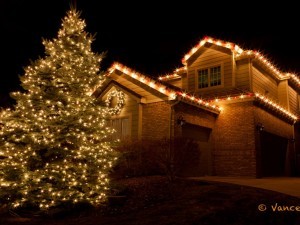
[0, 8, 118, 210]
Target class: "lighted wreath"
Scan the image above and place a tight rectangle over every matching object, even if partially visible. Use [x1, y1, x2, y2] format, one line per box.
[105, 89, 125, 115]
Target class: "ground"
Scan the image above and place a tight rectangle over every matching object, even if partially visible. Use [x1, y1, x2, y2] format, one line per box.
[1, 176, 300, 225]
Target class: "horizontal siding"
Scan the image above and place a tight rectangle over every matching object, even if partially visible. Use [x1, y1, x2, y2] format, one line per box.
[165, 79, 182, 88]
[182, 75, 188, 90]
[120, 94, 139, 139]
[187, 70, 196, 92]
[278, 80, 289, 108]
[187, 47, 233, 93]
[288, 86, 298, 114]
[252, 67, 278, 100]
[236, 59, 250, 90]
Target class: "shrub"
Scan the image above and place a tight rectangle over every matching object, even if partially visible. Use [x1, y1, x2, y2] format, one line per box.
[111, 137, 199, 181]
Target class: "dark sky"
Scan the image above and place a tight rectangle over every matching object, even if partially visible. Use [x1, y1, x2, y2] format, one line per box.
[1, 0, 299, 103]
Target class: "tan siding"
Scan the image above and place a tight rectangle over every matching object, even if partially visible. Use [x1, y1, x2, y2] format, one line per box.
[116, 94, 139, 140]
[187, 47, 233, 94]
[252, 67, 278, 100]
[187, 70, 196, 92]
[103, 91, 139, 140]
[182, 75, 188, 90]
[165, 79, 182, 88]
[236, 59, 250, 90]
[278, 80, 289, 108]
[288, 86, 298, 114]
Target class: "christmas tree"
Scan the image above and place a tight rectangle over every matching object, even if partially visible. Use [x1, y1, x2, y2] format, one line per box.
[0, 8, 117, 210]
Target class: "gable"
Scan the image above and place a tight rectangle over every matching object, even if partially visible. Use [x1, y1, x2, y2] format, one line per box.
[96, 80, 144, 103]
[186, 43, 233, 67]
[107, 70, 172, 103]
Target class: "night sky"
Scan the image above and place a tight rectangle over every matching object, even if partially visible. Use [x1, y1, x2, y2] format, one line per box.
[1, 0, 299, 106]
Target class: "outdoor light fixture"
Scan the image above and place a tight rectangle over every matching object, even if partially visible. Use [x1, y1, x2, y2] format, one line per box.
[256, 123, 264, 131]
[290, 138, 296, 143]
[177, 115, 186, 126]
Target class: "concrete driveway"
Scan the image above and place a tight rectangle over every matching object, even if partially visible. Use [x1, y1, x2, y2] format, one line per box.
[195, 176, 300, 198]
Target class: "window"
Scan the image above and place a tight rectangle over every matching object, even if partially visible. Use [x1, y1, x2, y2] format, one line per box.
[198, 65, 221, 89]
[109, 117, 130, 140]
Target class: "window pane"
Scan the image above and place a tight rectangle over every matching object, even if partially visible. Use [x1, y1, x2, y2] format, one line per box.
[210, 66, 221, 87]
[198, 69, 208, 88]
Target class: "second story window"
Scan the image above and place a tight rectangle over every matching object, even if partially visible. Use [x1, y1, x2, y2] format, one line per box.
[198, 65, 221, 89]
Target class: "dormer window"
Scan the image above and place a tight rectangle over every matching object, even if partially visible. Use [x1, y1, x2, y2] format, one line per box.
[197, 65, 222, 89]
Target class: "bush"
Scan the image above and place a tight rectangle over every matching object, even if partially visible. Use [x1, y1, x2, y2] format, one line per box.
[111, 137, 199, 181]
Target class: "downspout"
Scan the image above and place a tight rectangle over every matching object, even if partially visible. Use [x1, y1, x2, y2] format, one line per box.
[292, 122, 296, 176]
[168, 98, 181, 180]
[169, 99, 181, 140]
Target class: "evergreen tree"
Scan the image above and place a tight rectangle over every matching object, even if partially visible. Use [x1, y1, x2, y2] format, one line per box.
[0, 8, 117, 210]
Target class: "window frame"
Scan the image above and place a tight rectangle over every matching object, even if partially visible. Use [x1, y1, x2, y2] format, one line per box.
[196, 64, 224, 90]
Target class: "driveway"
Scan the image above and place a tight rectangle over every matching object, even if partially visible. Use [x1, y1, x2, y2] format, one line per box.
[194, 176, 300, 198]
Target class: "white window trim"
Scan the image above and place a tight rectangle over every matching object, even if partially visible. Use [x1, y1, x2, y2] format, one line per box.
[195, 63, 224, 90]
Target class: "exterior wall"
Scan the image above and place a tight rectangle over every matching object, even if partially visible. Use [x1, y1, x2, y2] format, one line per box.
[235, 58, 250, 91]
[173, 102, 216, 138]
[288, 86, 299, 114]
[181, 74, 188, 91]
[213, 101, 256, 177]
[278, 80, 289, 108]
[142, 101, 171, 140]
[102, 90, 140, 140]
[254, 106, 294, 139]
[252, 66, 278, 100]
[295, 123, 300, 175]
[187, 46, 233, 95]
[164, 78, 182, 89]
[173, 102, 217, 177]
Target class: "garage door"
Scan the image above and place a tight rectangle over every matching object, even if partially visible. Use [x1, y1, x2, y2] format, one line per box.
[260, 131, 288, 177]
[180, 123, 212, 176]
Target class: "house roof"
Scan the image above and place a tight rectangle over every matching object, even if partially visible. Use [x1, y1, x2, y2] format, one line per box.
[104, 62, 299, 123]
[95, 80, 144, 102]
[103, 36, 300, 123]
[106, 62, 221, 114]
[181, 36, 300, 86]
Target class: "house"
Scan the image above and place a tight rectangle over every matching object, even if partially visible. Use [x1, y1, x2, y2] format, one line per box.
[95, 36, 300, 178]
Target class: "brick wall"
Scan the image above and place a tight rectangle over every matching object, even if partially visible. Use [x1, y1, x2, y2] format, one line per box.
[173, 102, 217, 138]
[142, 101, 171, 140]
[254, 107, 294, 139]
[213, 101, 256, 177]
[141, 99, 297, 177]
